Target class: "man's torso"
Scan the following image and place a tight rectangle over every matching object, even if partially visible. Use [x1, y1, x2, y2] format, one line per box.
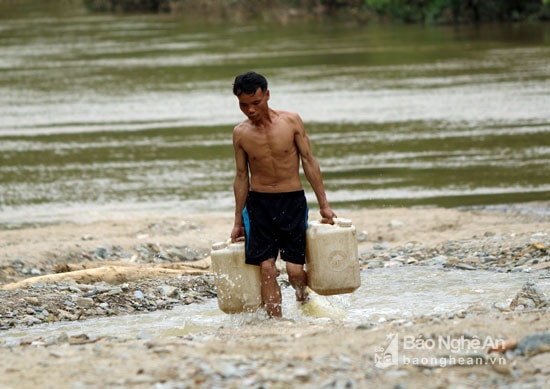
[237, 110, 303, 193]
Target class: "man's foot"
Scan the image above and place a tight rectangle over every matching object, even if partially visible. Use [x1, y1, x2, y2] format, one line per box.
[295, 287, 310, 304]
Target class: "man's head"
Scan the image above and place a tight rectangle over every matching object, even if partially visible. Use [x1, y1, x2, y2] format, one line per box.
[233, 72, 268, 97]
[233, 72, 270, 122]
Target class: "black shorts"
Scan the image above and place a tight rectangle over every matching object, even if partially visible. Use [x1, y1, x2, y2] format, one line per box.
[242, 190, 309, 266]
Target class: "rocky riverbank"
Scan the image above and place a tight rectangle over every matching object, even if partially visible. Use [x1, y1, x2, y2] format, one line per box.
[0, 230, 548, 330]
[0, 205, 549, 388]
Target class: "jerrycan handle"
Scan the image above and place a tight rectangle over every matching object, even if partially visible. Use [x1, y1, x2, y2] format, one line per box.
[336, 218, 352, 227]
[319, 217, 352, 227]
[211, 236, 245, 251]
[212, 241, 228, 251]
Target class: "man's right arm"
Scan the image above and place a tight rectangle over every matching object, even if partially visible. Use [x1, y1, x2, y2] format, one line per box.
[231, 126, 249, 241]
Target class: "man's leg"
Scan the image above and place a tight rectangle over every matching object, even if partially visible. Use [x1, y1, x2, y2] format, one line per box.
[260, 258, 282, 317]
[286, 262, 308, 303]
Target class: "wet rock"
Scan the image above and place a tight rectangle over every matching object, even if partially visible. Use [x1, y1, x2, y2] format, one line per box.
[384, 261, 403, 268]
[75, 297, 94, 308]
[373, 242, 391, 250]
[364, 260, 383, 269]
[293, 367, 311, 382]
[454, 263, 476, 271]
[57, 309, 78, 321]
[25, 297, 40, 305]
[389, 220, 405, 228]
[157, 285, 177, 297]
[29, 268, 42, 276]
[44, 332, 69, 346]
[356, 232, 549, 275]
[510, 281, 548, 310]
[515, 332, 550, 357]
[21, 315, 42, 326]
[425, 256, 447, 266]
[356, 323, 375, 330]
[92, 246, 112, 259]
[69, 333, 92, 345]
[357, 231, 368, 242]
[0, 275, 216, 330]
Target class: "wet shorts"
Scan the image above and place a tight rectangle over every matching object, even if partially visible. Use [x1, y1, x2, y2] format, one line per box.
[242, 190, 309, 266]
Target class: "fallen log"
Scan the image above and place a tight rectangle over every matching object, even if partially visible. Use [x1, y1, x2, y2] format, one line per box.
[1, 265, 209, 291]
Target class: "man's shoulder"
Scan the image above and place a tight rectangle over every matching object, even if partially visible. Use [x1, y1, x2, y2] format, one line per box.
[233, 120, 252, 132]
[275, 110, 304, 131]
[275, 109, 301, 121]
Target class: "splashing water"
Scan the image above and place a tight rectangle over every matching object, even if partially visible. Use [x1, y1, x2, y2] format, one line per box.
[1, 268, 547, 346]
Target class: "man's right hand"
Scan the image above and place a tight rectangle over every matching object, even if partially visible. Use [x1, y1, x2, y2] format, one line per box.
[231, 224, 245, 242]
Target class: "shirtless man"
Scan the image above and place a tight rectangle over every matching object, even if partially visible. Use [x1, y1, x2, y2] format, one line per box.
[230, 71, 336, 318]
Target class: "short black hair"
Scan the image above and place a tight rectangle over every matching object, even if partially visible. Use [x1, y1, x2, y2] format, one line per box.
[233, 71, 268, 96]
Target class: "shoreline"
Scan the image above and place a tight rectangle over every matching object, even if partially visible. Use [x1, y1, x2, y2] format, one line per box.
[2, 199, 549, 230]
[1, 202, 549, 292]
[0, 204, 549, 388]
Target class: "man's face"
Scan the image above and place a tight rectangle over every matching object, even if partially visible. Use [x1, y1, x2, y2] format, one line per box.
[237, 87, 269, 122]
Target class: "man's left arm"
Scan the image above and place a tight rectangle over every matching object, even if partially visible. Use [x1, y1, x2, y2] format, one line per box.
[293, 114, 336, 222]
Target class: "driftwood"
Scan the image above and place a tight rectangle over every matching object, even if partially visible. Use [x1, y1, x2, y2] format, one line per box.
[52, 258, 212, 273]
[1, 260, 211, 291]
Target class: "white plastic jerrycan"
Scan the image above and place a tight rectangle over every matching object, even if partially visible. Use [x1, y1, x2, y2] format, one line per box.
[210, 240, 262, 314]
[305, 217, 361, 295]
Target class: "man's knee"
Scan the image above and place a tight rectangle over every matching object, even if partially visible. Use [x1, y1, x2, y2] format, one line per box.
[260, 259, 277, 280]
[286, 262, 305, 280]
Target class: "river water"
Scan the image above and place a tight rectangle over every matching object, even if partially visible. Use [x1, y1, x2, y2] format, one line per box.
[1, 4, 550, 228]
[0, 4, 549, 342]
[1, 268, 549, 344]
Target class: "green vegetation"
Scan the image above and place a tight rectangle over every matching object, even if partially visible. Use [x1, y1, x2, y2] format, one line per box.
[82, 0, 170, 12]
[359, 0, 550, 23]
[82, 0, 550, 23]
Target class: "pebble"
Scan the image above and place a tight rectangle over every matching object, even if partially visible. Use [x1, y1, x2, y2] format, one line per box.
[359, 232, 549, 273]
[0, 275, 216, 330]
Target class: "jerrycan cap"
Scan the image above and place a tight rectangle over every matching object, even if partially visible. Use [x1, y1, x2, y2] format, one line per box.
[336, 218, 353, 227]
[211, 241, 227, 251]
